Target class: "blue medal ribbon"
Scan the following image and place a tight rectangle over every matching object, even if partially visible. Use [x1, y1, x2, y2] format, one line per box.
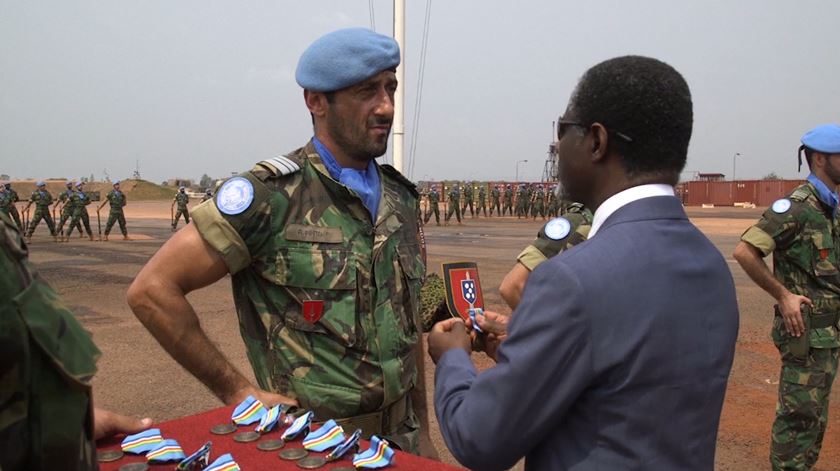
[204, 453, 241, 471]
[352, 435, 396, 469]
[146, 439, 186, 463]
[176, 441, 212, 470]
[281, 410, 314, 440]
[121, 428, 164, 454]
[255, 404, 281, 433]
[303, 419, 346, 451]
[231, 395, 267, 425]
[326, 429, 362, 461]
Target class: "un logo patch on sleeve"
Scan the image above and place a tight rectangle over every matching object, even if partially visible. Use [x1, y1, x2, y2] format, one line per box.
[544, 217, 572, 240]
[771, 198, 791, 214]
[217, 176, 255, 215]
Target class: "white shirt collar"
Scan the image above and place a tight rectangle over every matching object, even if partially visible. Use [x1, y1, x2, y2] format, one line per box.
[588, 184, 675, 238]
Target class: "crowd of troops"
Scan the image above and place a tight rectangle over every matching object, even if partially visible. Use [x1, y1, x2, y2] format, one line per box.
[422, 181, 568, 225]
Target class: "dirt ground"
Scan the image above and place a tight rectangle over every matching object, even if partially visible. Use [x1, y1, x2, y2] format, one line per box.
[22, 202, 839, 470]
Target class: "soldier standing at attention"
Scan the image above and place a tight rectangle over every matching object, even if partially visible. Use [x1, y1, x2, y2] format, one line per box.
[127, 28, 435, 456]
[532, 184, 546, 220]
[460, 181, 475, 218]
[503, 184, 513, 216]
[547, 185, 559, 218]
[55, 181, 75, 241]
[734, 124, 840, 471]
[446, 183, 462, 225]
[171, 186, 190, 231]
[66, 181, 94, 241]
[477, 184, 487, 217]
[5, 183, 22, 229]
[201, 189, 213, 202]
[22, 181, 57, 243]
[490, 185, 501, 216]
[99, 180, 128, 241]
[515, 184, 528, 219]
[424, 186, 441, 226]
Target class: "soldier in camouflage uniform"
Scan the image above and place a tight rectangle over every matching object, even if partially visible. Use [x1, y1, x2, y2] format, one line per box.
[515, 184, 528, 219]
[5, 183, 22, 229]
[547, 185, 559, 218]
[55, 181, 75, 241]
[490, 185, 501, 216]
[0, 184, 13, 219]
[66, 182, 94, 241]
[500, 203, 592, 309]
[0, 211, 150, 470]
[461, 181, 475, 217]
[127, 28, 435, 456]
[424, 186, 441, 225]
[99, 180, 128, 241]
[201, 189, 213, 202]
[22, 181, 57, 242]
[502, 184, 513, 216]
[477, 184, 487, 217]
[734, 124, 840, 471]
[171, 187, 190, 230]
[445, 183, 462, 225]
[531, 184, 546, 220]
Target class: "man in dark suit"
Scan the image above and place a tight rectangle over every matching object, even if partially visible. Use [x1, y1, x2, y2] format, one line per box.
[428, 56, 739, 470]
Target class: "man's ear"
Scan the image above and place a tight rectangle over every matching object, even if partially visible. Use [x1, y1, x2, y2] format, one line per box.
[304, 90, 328, 118]
[589, 122, 609, 163]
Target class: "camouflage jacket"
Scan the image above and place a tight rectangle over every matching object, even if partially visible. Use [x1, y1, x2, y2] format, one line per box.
[57, 189, 74, 206]
[8, 188, 19, 203]
[478, 186, 486, 202]
[448, 188, 460, 203]
[491, 188, 501, 200]
[0, 212, 100, 470]
[174, 192, 189, 208]
[69, 191, 91, 215]
[517, 203, 593, 270]
[741, 182, 840, 348]
[503, 188, 513, 202]
[192, 140, 424, 420]
[29, 190, 53, 209]
[106, 190, 126, 210]
[0, 192, 12, 212]
[462, 185, 473, 199]
[427, 190, 439, 204]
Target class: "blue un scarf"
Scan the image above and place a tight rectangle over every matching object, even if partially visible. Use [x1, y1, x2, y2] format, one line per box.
[313, 137, 381, 222]
[807, 173, 839, 216]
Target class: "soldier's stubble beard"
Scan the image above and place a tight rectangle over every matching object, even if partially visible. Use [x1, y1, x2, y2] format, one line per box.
[325, 110, 391, 166]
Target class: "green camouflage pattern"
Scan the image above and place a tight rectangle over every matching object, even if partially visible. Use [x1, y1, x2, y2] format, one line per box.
[192, 140, 425, 451]
[6, 187, 22, 229]
[0, 211, 100, 471]
[66, 190, 92, 237]
[424, 189, 440, 225]
[56, 188, 75, 234]
[477, 185, 487, 217]
[25, 190, 56, 237]
[461, 183, 474, 217]
[445, 186, 461, 223]
[0, 189, 12, 214]
[419, 272, 449, 332]
[531, 187, 546, 219]
[490, 186, 501, 216]
[104, 189, 127, 236]
[502, 186, 513, 216]
[518, 203, 592, 271]
[547, 188, 559, 218]
[743, 182, 840, 470]
[515, 186, 528, 218]
[173, 192, 190, 228]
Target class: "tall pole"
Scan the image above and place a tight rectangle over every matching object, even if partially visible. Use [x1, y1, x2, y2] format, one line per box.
[516, 159, 528, 181]
[732, 152, 741, 181]
[393, 0, 406, 173]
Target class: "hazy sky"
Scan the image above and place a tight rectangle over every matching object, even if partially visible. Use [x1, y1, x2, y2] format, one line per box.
[2, 1, 839, 183]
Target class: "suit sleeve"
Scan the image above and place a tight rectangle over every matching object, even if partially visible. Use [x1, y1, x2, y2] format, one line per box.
[434, 260, 593, 470]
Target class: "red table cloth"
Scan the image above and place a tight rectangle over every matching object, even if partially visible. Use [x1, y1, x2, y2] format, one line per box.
[96, 405, 464, 470]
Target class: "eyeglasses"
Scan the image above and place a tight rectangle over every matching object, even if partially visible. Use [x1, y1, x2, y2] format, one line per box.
[557, 117, 634, 143]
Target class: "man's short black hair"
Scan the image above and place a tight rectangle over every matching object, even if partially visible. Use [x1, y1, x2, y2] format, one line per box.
[569, 55, 693, 185]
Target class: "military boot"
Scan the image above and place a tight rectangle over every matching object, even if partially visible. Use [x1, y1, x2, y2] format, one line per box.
[123, 234, 130, 240]
[103, 234, 109, 241]
[89, 234, 94, 241]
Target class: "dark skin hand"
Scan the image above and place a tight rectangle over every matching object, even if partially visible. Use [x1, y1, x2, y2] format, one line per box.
[470, 311, 510, 362]
[428, 318, 472, 364]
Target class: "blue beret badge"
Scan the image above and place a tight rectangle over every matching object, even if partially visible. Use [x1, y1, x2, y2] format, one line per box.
[544, 217, 572, 240]
[771, 198, 791, 214]
[217, 177, 254, 216]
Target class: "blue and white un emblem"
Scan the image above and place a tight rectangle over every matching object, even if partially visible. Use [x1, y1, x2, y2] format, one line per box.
[771, 198, 791, 214]
[217, 176, 255, 215]
[461, 280, 477, 304]
[544, 217, 572, 240]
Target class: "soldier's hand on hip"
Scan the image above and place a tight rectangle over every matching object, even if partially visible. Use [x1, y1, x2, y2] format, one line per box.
[779, 292, 812, 338]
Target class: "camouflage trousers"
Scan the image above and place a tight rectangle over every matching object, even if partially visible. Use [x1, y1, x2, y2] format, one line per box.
[461, 199, 474, 217]
[477, 199, 487, 217]
[532, 202, 545, 219]
[445, 201, 461, 223]
[9, 205, 22, 229]
[515, 201, 527, 218]
[25, 208, 56, 237]
[502, 201, 512, 216]
[173, 207, 190, 228]
[104, 210, 127, 235]
[424, 204, 440, 225]
[56, 208, 72, 234]
[770, 345, 839, 470]
[67, 210, 92, 237]
[490, 199, 500, 216]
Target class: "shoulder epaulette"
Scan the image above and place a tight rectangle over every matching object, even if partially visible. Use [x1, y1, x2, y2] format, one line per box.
[256, 155, 302, 178]
[380, 164, 418, 197]
[790, 187, 810, 202]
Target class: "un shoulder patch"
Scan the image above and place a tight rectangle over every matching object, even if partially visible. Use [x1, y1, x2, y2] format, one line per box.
[771, 198, 791, 214]
[217, 176, 255, 215]
[544, 217, 572, 240]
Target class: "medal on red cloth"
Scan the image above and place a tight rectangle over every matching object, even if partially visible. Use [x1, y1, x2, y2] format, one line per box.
[303, 300, 324, 323]
[442, 262, 485, 332]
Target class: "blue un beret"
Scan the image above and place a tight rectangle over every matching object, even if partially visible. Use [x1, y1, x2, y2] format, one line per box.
[296, 28, 400, 92]
[802, 124, 840, 154]
[36, 181, 45, 187]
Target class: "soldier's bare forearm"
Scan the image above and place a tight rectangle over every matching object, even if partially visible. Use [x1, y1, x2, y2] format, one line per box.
[733, 241, 789, 301]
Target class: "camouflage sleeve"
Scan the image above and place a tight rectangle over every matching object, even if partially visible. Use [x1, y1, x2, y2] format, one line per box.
[517, 214, 591, 271]
[740, 208, 798, 257]
[191, 172, 273, 274]
[516, 244, 547, 271]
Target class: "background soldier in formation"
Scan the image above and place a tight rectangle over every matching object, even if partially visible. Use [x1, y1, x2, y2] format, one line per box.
[547, 185, 559, 218]
[66, 181, 94, 241]
[5, 183, 22, 229]
[734, 124, 840, 471]
[22, 181, 57, 243]
[515, 184, 528, 219]
[424, 186, 441, 225]
[503, 184, 513, 216]
[55, 181, 75, 240]
[531, 184, 546, 220]
[490, 185, 501, 216]
[461, 181, 475, 218]
[477, 184, 487, 217]
[201, 189, 213, 202]
[100, 180, 128, 241]
[446, 183, 462, 225]
[171, 186, 190, 231]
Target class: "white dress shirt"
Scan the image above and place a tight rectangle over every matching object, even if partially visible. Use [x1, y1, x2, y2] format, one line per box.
[588, 184, 675, 238]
